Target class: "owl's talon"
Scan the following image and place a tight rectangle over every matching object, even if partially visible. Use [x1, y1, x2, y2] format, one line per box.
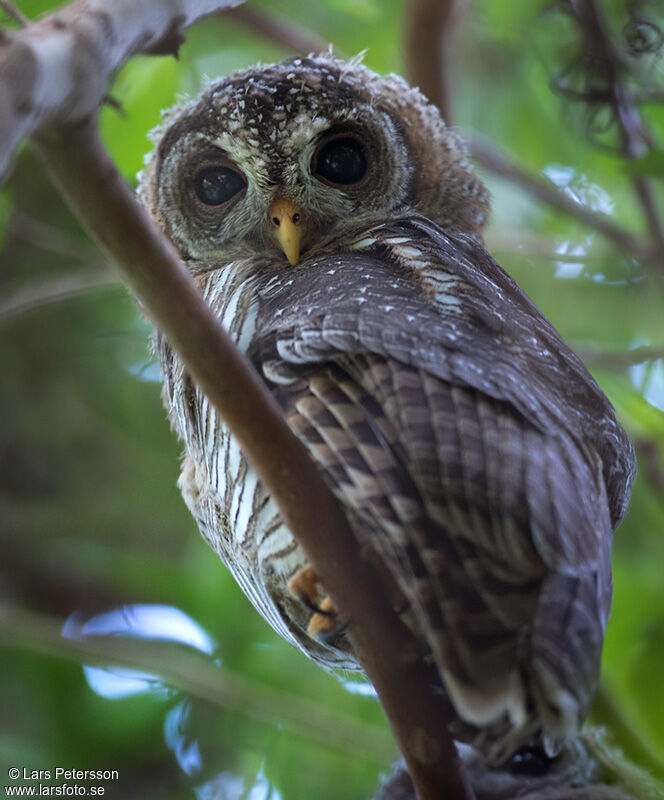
[287, 564, 323, 610]
[288, 567, 343, 640]
[307, 596, 344, 642]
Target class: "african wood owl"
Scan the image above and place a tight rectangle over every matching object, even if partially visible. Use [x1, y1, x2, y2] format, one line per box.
[138, 55, 635, 763]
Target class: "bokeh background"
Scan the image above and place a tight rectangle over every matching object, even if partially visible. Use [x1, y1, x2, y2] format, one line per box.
[1, 1, 663, 798]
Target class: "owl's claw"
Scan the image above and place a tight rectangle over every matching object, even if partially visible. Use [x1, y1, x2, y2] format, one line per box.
[307, 596, 345, 642]
[287, 565, 344, 643]
[287, 565, 327, 613]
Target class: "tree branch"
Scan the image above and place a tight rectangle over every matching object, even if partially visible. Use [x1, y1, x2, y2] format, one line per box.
[34, 110, 474, 800]
[574, 344, 664, 370]
[468, 135, 653, 262]
[0, 270, 118, 324]
[404, 0, 468, 123]
[0, 3, 476, 796]
[0, 601, 395, 765]
[0, 0, 28, 28]
[226, 5, 330, 56]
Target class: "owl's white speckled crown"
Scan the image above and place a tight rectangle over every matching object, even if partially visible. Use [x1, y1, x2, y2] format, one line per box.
[138, 53, 489, 261]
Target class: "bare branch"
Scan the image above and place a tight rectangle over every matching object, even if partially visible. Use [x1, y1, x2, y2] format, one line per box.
[0, 0, 244, 176]
[32, 116, 475, 800]
[9, 209, 100, 262]
[0, 601, 395, 765]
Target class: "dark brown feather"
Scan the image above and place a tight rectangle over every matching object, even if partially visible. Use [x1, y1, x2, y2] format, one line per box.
[250, 216, 634, 758]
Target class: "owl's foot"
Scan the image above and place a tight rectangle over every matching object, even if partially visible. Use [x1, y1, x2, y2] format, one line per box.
[287, 565, 344, 643]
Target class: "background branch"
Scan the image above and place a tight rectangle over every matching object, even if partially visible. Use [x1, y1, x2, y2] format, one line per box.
[468, 135, 653, 261]
[0, 270, 118, 324]
[227, 6, 330, 55]
[404, 0, 468, 123]
[0, 601, 395, 765]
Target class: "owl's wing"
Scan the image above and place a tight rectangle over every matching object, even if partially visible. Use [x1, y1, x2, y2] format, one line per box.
[255, 216, 634, 527]
[249, 217, 634, 757]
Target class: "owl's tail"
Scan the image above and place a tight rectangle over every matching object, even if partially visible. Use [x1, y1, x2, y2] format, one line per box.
[527, 561, 611, 751]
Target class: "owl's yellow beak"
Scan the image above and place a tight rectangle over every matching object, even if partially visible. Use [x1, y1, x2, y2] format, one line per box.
[269, 198, 303, 266]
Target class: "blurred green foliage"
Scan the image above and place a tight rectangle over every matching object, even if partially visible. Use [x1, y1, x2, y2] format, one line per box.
[1, 1, 663, 798]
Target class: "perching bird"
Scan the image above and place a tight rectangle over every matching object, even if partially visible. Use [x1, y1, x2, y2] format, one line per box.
[138, 54, 635, 763]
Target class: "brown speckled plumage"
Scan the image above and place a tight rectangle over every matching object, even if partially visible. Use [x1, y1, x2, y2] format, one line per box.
[139, 54, 635, 763]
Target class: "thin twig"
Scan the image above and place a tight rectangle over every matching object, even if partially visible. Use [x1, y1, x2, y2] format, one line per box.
[9, 209, 101, 262]
[33, 117, 475, 800]
[0, 271, 118, 324]
[0, 601, 396, 765]
[0, 0, 28, 27]
[574, 345, 664, 369]
[226, 6, 330, 56]
[469, 135, 654, 262]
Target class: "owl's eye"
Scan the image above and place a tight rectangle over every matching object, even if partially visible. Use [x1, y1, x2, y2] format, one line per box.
[312, 136, 367, 186]
[194, 166, 246, 206]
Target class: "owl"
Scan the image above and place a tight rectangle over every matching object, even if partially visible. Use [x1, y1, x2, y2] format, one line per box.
[138, 55, 635, 764]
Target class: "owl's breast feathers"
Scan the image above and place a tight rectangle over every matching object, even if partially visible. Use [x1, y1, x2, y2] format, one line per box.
[247, 215, 635, 759]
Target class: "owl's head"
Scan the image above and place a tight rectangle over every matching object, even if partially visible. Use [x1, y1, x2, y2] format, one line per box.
[139, 54, 489, 267]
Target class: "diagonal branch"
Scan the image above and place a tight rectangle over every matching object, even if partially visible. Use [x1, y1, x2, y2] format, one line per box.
[0, 2, 476, 796]
[0, 0, 28, 27]
[226, 5, 330, 56]
[33, 114, 475, 800]
[468, 135, 653, 261]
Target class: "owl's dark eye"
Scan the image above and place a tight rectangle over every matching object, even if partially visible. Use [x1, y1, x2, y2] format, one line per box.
[194, 166, 246, 206]
[312, 136, 367, 186]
